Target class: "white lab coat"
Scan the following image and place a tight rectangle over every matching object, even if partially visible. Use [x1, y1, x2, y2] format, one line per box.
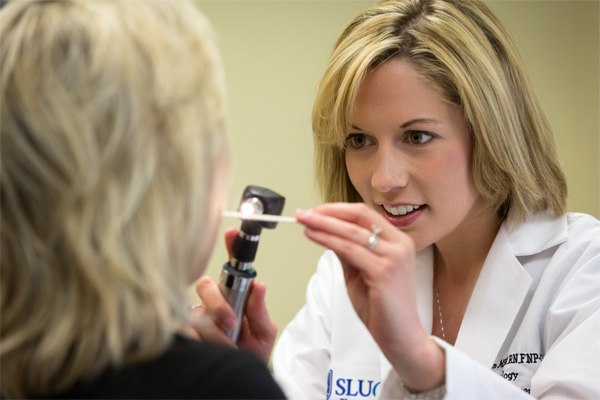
[273, 211, 600, 399]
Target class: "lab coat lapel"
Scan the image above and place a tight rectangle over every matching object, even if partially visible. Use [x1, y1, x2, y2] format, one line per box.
[454, 224, 532, 368]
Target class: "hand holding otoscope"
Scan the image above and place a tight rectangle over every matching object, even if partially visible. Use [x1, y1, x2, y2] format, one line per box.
[219, 185, 287, 342]
[190, 185, 296, 362]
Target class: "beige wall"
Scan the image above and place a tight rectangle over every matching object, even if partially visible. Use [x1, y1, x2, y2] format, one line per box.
[486, 0, 599, 219]
[190, 0, 600, 358]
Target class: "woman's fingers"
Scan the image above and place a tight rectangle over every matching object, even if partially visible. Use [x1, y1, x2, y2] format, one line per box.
[191, 276, 276, 364]
[237, 281, 277, 364]
[306, 203, 389, 231]
[189, 304, 236, 346]
[297, 204, 379, 242]
[303, 224, 383, 265]
[194, 276, 237, 332]
[224, 227, 238, 259]
[296, 204, 400, 258]
[242, 282, 277, 341]
[296, 203, 415, 282]
[185, 228, 238, 345]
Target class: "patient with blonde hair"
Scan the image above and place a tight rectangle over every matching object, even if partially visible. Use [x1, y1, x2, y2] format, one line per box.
[0, 1, 284, 398]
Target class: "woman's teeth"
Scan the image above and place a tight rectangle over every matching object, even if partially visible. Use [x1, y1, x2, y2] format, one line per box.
[383, 204, 421, 216]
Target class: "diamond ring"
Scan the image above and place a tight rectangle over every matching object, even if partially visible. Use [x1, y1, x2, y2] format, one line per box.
[367, 225, 382, 250]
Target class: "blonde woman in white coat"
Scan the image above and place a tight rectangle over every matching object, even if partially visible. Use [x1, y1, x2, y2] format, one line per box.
[192, 0, 600, 398]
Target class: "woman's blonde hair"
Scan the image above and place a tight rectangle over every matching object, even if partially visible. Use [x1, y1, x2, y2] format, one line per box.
[313, 0, 567, 224]
[0, 1, 229, 397]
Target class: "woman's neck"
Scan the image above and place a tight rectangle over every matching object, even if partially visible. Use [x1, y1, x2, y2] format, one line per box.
[434, 208, 502, 284]
[431, 208, 503, 344]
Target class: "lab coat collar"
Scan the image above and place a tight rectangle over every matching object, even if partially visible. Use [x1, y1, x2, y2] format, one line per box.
[454, 222, 533, 367]
[451, 210, 567, 367]
[504, 209, 568, 256]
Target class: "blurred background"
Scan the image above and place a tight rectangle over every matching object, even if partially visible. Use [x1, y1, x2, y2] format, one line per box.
[189, 0, 599, 363]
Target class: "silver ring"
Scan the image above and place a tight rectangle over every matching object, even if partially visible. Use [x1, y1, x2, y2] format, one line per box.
[367, 225, 382, 250]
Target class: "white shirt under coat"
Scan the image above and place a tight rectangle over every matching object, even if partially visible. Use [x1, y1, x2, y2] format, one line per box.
[273, 211, 600, 399]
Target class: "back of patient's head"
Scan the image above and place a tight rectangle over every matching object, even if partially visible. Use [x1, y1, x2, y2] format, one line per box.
[0, 1, 229, 397]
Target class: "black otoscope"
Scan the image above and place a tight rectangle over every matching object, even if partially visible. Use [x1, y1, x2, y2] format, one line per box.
[219, 185, 285, 342]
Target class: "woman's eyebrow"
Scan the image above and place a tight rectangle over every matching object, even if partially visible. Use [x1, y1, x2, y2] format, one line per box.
[400, 118, 441, 128]
[351, 118, 441, 132]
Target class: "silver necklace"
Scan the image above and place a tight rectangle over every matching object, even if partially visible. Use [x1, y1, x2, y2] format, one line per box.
[434, 282, 446, 341]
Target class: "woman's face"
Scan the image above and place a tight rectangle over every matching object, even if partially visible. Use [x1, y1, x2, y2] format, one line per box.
[345, 58, 483, 250]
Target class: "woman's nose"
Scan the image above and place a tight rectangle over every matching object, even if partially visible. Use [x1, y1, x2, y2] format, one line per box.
[370, 150, 408, 193]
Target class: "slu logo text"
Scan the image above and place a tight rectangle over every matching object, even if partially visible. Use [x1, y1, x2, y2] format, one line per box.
[327, 369, 381, 399]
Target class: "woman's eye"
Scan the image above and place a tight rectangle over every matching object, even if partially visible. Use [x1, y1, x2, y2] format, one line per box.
[345, 134, 370, 149]
[407, 131, 433, 145]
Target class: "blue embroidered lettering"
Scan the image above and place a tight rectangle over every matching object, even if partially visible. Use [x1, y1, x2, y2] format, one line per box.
[346, 379, 359, 397]
[372, 381, 381, 397]
[336, 379, 345, 396]
[358, 380, 373, 397]
[326, 370, 382, 398]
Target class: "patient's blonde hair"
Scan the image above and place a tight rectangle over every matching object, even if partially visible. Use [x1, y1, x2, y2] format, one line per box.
[0, 1, 229, 397]
[313, 0, 567, 224]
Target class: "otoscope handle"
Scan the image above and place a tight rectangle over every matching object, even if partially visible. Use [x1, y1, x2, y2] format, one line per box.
[219, 185, 285, 342]
[218, 262, 257, 342]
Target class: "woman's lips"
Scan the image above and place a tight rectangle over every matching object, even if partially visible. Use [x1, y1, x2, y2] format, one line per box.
[380, 204, 426, 228]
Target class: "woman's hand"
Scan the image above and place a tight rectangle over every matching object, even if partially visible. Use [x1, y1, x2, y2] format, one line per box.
[186, 228, 277, 365]
[295, 203, 445, 391]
